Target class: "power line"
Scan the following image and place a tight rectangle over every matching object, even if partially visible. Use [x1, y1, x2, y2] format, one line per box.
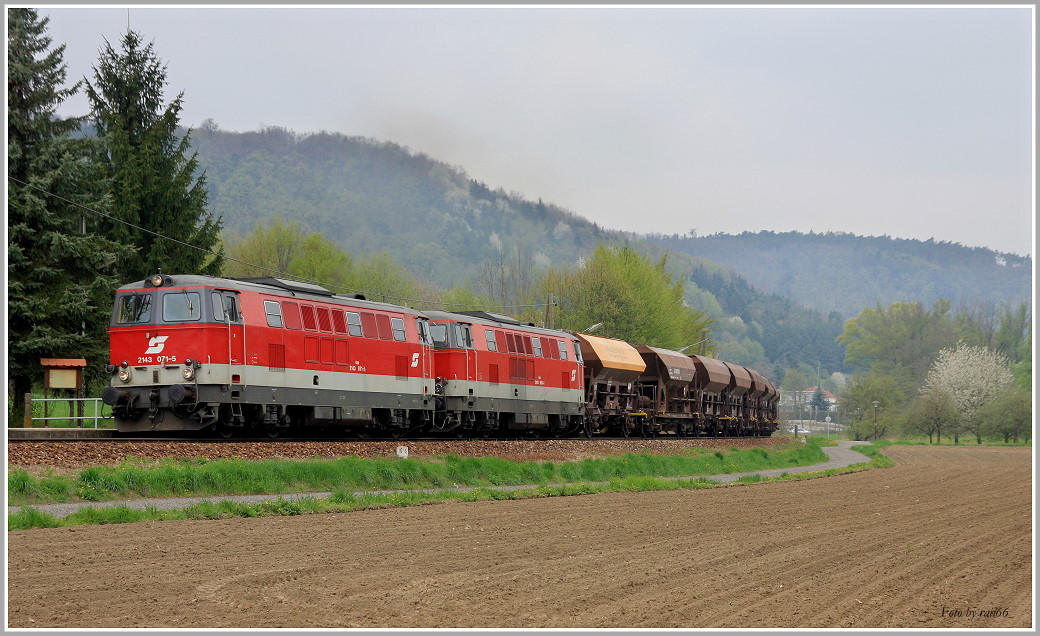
[8, 175, 552, 311]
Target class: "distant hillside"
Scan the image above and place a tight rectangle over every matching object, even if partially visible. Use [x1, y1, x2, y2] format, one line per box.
[186, 124, 1030, 379]
[649, 231, 1032, 318]
[190, 124, 618, 288]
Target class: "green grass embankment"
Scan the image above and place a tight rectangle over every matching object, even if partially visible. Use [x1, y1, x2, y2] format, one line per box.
[9, 438, 894, 531]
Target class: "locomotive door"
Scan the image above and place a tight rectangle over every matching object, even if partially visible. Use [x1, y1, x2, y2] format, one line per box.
[417, 318, 435, 393]
[460, 324, 477, 381]
[216, 290, 244, 385]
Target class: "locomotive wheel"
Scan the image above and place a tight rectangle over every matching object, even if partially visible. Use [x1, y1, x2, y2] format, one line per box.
[217, 426, 234, 439]
[266, 428, 281, 439]
[583, 419, 593, 439]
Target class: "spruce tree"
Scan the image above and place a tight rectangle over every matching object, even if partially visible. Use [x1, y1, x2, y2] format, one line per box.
[85, 29, 223, 282]
[7, 8, 127, 414]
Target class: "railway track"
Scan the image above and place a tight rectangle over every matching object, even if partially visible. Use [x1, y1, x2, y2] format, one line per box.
[9, 430, 774, 443]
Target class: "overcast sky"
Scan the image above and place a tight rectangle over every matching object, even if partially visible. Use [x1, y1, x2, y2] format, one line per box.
[35, 5, 1035, 256]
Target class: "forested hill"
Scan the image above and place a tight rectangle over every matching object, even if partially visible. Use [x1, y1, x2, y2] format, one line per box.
[190, 124, 1030, 325]
[190, 124, 618, 288]
[649, 231, 1032, 318]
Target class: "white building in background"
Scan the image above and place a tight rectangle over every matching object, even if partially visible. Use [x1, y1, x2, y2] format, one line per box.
[779, 386, 838, 412]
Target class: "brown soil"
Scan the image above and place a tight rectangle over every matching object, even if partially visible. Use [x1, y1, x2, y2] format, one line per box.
[6, 444, 1033, 629]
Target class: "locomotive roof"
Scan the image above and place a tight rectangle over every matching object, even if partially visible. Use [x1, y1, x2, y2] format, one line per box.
[424, 310, 575, 339]
[115, 274, 426, 316]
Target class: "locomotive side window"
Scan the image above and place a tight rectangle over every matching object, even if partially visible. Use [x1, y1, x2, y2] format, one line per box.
[572, 341, 583, 363]
[523, 336, 533, 355]
[531, 337, 542, 357]
[390, 317, 407, 342]
[264, 300, 283, 327]
[213, 293, 227, 322]
[301, 304, 317, 331]
[282, 302, 302, 330]
[558, 341, 568, 360]
[317, 307, 332, 332]
[485, 330, 498, 351]
[116, 293, 152, 324]
[376, 314, 392, 340]
[346, 311, 363, 337]
[162, 292, 202, 322]
[360, 313, 377, 339]
[545, 339, 560, 360]
[331, 310, 347, 334]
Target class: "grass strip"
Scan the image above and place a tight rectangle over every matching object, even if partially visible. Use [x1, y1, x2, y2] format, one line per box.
[8, 439, 828, 506]
[8, 441, 893, 531]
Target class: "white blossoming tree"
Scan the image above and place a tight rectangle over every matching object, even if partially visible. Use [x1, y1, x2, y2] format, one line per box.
[920, 342, 1015, 444]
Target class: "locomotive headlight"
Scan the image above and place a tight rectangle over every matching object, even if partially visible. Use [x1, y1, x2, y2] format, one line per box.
[150, 273, 165, 287]
[182, 366, 195, 381]
[117, 368, 132, 383]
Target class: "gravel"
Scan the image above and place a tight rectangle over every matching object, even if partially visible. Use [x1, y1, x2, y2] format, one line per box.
[7, 436, 792, 472]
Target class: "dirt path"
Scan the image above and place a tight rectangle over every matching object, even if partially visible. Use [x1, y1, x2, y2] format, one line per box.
[6, 445, 1032, 629]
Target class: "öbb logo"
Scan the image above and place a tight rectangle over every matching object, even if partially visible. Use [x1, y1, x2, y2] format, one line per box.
[144, 336, 169, 354]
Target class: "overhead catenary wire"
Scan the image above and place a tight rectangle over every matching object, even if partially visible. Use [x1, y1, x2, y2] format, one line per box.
[8, 175, 555, 311]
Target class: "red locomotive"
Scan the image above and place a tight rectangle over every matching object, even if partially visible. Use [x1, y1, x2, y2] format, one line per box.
[102, 273, 435, 437]
[102, 272, 779, 438]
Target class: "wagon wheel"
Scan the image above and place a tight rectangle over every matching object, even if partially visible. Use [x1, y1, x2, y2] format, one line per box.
[618, 420, 631, 438]
[640, 423, 656, 439]
[217, 426, 234, 439]
[582, 419, 594, 439]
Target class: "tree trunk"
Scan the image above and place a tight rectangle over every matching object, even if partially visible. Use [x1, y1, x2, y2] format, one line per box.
[12, 375, 32, 427]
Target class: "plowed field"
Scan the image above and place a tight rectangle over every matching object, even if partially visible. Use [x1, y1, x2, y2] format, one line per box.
[6, 444, 1033, 629]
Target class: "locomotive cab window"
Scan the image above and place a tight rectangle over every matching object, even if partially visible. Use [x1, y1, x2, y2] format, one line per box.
[162, 291, 202, 322]
[417, 319, 433, 346]
[572, 341, 583, 363]
[485, 330, 498, 352]
[455, 324, 473, 349]
[223, 295, 240, 322]
[116, 293, 152, 324]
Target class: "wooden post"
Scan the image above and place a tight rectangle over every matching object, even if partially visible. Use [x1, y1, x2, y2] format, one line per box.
[23, 393, 32, 428]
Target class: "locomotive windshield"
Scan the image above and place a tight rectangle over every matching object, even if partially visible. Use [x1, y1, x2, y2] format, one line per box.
[162, 291, 202, 322]
[429, 323, 450, 348]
